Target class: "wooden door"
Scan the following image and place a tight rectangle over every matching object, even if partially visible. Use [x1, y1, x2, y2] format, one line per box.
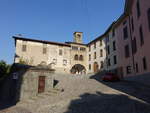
[94, 62, 99, 73]
[38, 76, 45, 93]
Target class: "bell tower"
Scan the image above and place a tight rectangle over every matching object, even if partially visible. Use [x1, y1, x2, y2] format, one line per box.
[74, 32, 83, 43]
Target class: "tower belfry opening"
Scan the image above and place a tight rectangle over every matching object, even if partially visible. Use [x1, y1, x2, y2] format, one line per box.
[73, 32, 83, 44]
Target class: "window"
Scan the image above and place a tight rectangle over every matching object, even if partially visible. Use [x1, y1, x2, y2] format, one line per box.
[63, 60, 67, 66]
[22, 41, 27, 52]
[112, 29, 115, 37]
[59, 49, 63, 56]
[143, 57, 147, 70]
[94, 42, 96, 49]
[77, 34, 81, 38]
[74, 55, 78, 60]
[106, 35, 109, 42]
[107, 59, 111, 66]
[79, 55, 83, 61]
[139, 25, 144, 46]
[94, 52, 96, 59]
[113, 55, 117, 65]
[72, 46, 78, 50]
[80, 47, 86, 51]
[131, 17, 134, 32]
[89, 54, 91, 61]
[100, 40, 102, 46]
[123, 26, 128, 39]
[113, 41, 116, 51]
[89, 64, 91, 70]
[135, 63, 139, 73]
[107, 45, 110, 55]
[132, 37, 137, 54]
[43, 44, 47, 54]
[125, 44, 130, 58]
[89, 45, 91, 52]
[43, 48, 47, 54]
[136, 0, 141, 18]
[100, 49, 103, 57]
[22, 45, 26, 52]
[123, 20, 127, 25]
[100, 61, 104, 68]
[126, 66, 132, 74]
[148, 8, 150, 31]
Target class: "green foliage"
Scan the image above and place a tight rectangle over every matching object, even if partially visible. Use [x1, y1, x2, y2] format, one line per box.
[19, 57, 28, 65]
[18, 57, 34, 65]
[0, 60, 11, 79]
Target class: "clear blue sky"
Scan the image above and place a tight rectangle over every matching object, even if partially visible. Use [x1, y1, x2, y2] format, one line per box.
[0, 0, 125, 64]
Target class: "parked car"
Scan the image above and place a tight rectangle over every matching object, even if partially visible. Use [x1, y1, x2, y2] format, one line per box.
[102, 72, 120, 82]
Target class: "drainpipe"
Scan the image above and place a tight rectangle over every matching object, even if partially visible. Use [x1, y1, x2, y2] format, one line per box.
[128, 14, 136, 76]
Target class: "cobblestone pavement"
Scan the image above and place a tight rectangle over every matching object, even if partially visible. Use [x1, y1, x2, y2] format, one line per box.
[1, 74, 150, 113]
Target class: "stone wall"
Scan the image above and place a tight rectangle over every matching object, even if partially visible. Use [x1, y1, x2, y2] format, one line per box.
[16, 66, 54, 101]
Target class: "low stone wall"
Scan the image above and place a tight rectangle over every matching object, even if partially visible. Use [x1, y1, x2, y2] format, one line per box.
[15, 66, 54, 101]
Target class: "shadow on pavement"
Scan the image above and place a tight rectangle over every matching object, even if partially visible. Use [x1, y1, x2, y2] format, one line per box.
[0, 64, 31, 110]
[64, 91, 150, 113]
[90, 74, 150, 104]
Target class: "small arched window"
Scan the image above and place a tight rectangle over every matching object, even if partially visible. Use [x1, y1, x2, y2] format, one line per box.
[74, 54, 78, 60]
[79, 55, 83, 61]
[100, 61, 104, 68]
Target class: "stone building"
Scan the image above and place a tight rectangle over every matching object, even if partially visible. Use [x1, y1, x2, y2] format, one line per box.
[114, 0, 150, 77]
[87, 35, 107, 74]
[13, 0, 150, 77]
[14, 65, 54, 101]
[13, 32, 88, 74]
[105, 23, 118, 73]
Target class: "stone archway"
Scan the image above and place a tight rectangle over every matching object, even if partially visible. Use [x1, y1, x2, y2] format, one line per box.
[70, 64, 86, 74]
[93, 62, 99, 73]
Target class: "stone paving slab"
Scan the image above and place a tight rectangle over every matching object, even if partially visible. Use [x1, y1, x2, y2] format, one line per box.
[1, 74, 150, 113]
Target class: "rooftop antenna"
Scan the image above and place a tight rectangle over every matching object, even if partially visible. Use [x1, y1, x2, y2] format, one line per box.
[16, 34, 23, 37]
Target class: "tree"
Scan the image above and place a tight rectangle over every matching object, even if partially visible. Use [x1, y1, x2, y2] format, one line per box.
[0, 60, 11, 79]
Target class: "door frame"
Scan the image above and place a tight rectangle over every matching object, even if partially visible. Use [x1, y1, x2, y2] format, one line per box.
[38, 76, 46, 93]
[93, 62, 99, 73]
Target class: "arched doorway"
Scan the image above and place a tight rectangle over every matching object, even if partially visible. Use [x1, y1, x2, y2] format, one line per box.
[93, 62, 99, 73]
[70, 64, 86, 74]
